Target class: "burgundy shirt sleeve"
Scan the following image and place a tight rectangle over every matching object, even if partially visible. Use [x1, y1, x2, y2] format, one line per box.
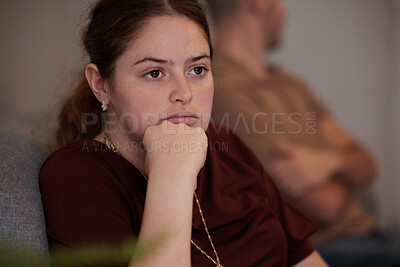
[262, 167, 316, 266]
[40, 146, 135, 266]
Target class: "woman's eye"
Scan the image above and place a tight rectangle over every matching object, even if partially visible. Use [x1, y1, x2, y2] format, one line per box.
[145, 70, 163, 79]
[189, 67, 206, 76]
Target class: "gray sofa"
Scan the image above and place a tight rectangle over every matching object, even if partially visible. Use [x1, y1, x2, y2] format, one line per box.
[0, 128, 49, 255]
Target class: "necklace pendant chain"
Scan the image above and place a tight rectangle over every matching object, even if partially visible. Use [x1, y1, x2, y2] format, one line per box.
[193, 192, 222, 266]
[104, 135, 120, 155]
[103, 134, 223, 267]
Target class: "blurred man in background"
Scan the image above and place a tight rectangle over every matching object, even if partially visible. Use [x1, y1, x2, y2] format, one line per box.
[206, 0, 400, 265]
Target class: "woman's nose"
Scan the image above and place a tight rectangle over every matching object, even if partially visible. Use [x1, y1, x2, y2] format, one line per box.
[169, 75, 193, 104]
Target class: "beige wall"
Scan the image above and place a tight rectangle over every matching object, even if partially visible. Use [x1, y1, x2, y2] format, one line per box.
[391, 0, 400, 228]
[0, 0, 399, 228]
[0, 0, 87, 125]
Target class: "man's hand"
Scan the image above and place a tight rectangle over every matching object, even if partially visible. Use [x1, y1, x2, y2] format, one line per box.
[267, 141, 341, 199]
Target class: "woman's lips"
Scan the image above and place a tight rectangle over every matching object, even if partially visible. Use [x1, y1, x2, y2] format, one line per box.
[167, 116, 198, 125]
[165, 112, 199, 126]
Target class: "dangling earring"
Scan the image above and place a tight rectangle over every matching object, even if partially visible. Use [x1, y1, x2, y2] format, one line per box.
[101, 99, 108, 112]
[97, 93, 108, 111]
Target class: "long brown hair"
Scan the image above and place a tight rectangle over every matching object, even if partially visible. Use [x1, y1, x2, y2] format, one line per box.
[56, 0, 213, 147]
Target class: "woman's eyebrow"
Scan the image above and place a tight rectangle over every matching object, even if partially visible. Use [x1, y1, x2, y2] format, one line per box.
[133, 54, 210, 66]
[133, 57, 172, 66]
[187, 54, 210, 64]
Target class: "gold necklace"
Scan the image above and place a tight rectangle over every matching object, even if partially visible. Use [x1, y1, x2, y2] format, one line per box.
[103, 135, 223, 267]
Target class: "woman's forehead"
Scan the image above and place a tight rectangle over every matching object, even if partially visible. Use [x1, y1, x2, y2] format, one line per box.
[120, 15, 210, 62]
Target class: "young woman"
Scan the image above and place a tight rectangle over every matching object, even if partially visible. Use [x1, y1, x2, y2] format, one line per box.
[40, 0, 327, 266]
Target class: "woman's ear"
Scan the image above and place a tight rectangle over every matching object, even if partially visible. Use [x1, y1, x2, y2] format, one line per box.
[85, 63, 110, 105]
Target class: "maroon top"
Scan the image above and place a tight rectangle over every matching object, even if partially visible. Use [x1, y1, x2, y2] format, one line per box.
[40, 125, 316, 266]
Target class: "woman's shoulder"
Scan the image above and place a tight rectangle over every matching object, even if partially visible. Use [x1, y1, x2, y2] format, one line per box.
[41, 140, 112, 170]
[39, 139, 145, 207]
[39, 140, 124, 187]
[206, 123, 262, 171]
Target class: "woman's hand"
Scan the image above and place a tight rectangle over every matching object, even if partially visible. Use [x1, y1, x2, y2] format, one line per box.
[143, 120, 208, 188]
[135, 121, 207, 266]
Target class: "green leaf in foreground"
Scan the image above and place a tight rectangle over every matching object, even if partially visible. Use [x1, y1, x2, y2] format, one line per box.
[0, 232, 168, 267]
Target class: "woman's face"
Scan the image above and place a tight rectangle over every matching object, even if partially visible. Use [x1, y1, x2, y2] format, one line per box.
[108, 15, 213, 141]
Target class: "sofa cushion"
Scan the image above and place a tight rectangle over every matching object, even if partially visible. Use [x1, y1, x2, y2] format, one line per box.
[0, 130, 48, 254]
